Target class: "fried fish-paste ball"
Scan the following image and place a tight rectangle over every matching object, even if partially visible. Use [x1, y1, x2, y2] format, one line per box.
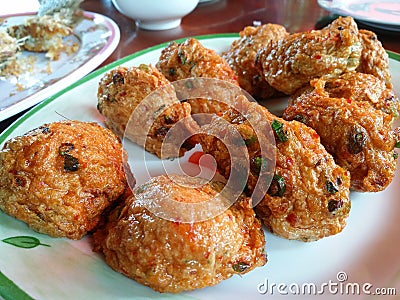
[0, 121, 131, 240]
[284, 89, 399, 192]
[156, 38, 238, 85]
[97, 64, 199, 159]
[223, 23, 288, 100]
[258, 16, 362, 95]
[198, 99, 351, 241]
[93, 174, 266, 293]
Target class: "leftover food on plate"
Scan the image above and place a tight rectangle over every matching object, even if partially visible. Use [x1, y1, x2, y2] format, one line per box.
[6, 15, 77, 61]
[0, 0, 82, 78]
[222, 23, 288, 100]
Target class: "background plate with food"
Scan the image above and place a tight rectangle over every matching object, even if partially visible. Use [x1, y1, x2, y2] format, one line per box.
[0, 11, 120, 122]
[318, 0, 400, 32]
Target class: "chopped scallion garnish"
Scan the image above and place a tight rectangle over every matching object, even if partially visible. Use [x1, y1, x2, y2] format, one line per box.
[271, 119, 288, 142]
[268, 174, 286, 197]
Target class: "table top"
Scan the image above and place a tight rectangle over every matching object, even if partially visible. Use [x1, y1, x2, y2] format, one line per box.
[1, 0, 399, 132]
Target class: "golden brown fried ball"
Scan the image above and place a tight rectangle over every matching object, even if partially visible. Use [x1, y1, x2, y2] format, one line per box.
[284, 88, 399, 192]
[258, 16, 362, 95]
[198, 98, 351, 241]
[170, 77, 257, 129]
[93, 174, 266, 293]
[0, 120, 131, 240]
[156, 37, 238, 85]
[97, 64, 199, 159]
[223, 23, 288, 100]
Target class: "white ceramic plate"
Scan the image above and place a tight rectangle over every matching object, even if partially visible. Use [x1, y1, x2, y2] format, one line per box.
[0, 11, 120, 122]
[318, 0, 400, 31]
[0, 34, 399, 300]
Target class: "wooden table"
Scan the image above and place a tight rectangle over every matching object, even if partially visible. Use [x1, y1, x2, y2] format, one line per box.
[1, 0, 399, 132]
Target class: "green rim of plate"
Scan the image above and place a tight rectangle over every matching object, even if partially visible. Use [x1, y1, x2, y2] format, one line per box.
[388, 50, 400, 61]
[0, 271, 34, 300]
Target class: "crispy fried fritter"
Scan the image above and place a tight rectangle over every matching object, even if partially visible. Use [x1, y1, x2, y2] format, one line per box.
[156, 37, 238, 84]
[93, 174, 266, 293]
[0, 121, 130, 239]
[284, 89, 399, 192]
[97, 64, 199, 159]
[222, 24, 288, 100]
[171, 77, 256, 128]
[198, 98, 351, 241]
[258, 16, 362, 95]
[309, 71, 399, 119]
